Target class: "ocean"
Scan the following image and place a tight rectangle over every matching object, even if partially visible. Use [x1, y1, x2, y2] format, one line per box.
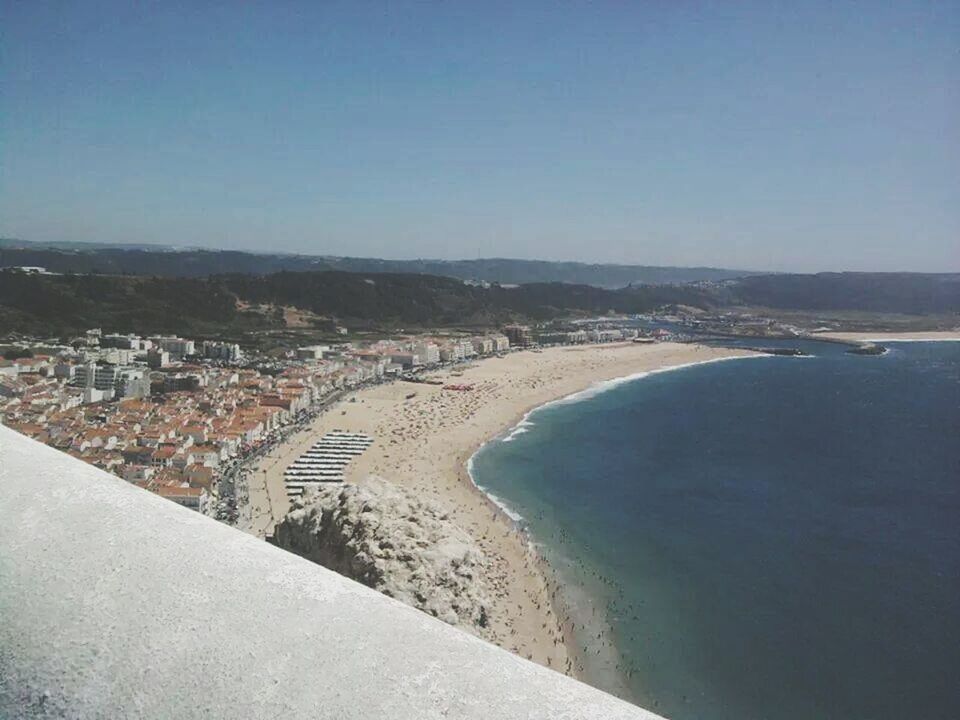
[469, 340, 960, 719]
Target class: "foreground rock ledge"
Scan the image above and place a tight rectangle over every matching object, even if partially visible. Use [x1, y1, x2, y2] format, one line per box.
[2, 425, 663, 719]
[274, 477, 491, 634]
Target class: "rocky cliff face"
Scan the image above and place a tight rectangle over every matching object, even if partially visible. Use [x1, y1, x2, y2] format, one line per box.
[274, 478, 490, 634]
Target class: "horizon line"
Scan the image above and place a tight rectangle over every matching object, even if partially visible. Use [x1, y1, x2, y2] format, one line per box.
[3, 236, 960, 276]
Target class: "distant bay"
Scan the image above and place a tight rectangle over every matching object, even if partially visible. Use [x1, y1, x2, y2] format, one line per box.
[470, 340, 960, 720]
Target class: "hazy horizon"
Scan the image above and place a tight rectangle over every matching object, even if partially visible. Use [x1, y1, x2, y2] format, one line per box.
[6, 235, 960, 276]
[2, 2, 957, 273]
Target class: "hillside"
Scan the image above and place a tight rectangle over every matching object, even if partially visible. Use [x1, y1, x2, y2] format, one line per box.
[0, 269, 710, 338]
[725, 273, 960, 314]
[0, 241, 758, 287]
[0, 272, 254, 337]
[1, 268, 957, 341]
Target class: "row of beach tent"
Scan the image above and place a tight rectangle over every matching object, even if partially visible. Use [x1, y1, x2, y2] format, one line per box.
[284, 431, 374, 498]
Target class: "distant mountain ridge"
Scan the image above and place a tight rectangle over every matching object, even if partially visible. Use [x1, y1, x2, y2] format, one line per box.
[1, 266, 957, 340]
[319, 256, 762, 287]
[0, 238, 760, 287]
[2, 239, 958, 339]
[0, 269, 714, 337]
[723, 272, 960, 315]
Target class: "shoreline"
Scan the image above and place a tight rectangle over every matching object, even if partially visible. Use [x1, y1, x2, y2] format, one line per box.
[814, 330, 960, 343]
[461, 351, 769, 695]
[243, 341, 759, 690]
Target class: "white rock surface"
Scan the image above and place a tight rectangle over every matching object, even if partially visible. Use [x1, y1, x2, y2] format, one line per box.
[275, 477, 491, 633]
[2, 425, 662, 719]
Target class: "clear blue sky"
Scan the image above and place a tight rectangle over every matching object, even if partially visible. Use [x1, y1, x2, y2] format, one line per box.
[1, 1, 957, 271]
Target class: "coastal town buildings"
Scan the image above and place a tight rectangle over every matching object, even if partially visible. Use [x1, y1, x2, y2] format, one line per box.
[0, 327, 527, 515]
[504, 324, 534, 347]
[296, 345, 329, 361]
[202, 341, 243, 361]
[149, 335, 195, 359]
[0, 319, 672, 519]
[413, 342, 441, 366]
[101, 333, 147, 350]
[492, 334, 510, 352]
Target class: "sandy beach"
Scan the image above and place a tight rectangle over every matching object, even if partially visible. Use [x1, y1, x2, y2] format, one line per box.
[816, 330, 960, 342]
[243, 341, 758, 677]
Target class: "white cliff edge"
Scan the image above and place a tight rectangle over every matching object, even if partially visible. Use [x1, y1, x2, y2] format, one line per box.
[275, 477, 491, 634]
[0, 426, 663, 719]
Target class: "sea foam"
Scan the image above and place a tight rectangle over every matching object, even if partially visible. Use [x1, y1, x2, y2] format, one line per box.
[482, 491, 525, 523]
[501, 418, 534, 442]
[466, 452, 525, 524]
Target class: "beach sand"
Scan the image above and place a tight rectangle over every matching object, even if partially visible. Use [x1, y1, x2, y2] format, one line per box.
[816, 330, 960, 342]
[243, 341, 757, 678]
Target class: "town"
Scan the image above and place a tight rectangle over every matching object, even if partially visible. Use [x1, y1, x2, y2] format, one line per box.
[0, 321, 667, 522]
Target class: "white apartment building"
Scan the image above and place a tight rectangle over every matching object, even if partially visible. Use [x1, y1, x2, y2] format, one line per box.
[590, 329, 625, 343]
[202, 341, 243, 362]
[115, 368, 150, 399]
[358, 359, 387, 378]
[149, 336, 196, 359]
[75, 363, 150, 400]
[99, 348, 138, 366]
[439, 344, 464, 363]
[413, 343, 440, 366]
[388, 352, 419, 369]
[147, 349, 170, 368]
[82, 387, 113, 404]
[101, 333, 144, 351]
[75, 363, 121, 391]
[457, 339, 476, 358]
[296, 345, 329, 361]
[472, 337, 494, 355]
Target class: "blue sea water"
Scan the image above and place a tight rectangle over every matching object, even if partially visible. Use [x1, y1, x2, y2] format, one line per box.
[470, 341, 960, 720]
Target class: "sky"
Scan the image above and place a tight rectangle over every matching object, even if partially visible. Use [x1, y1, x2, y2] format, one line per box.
[1, 1, 957, 272]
